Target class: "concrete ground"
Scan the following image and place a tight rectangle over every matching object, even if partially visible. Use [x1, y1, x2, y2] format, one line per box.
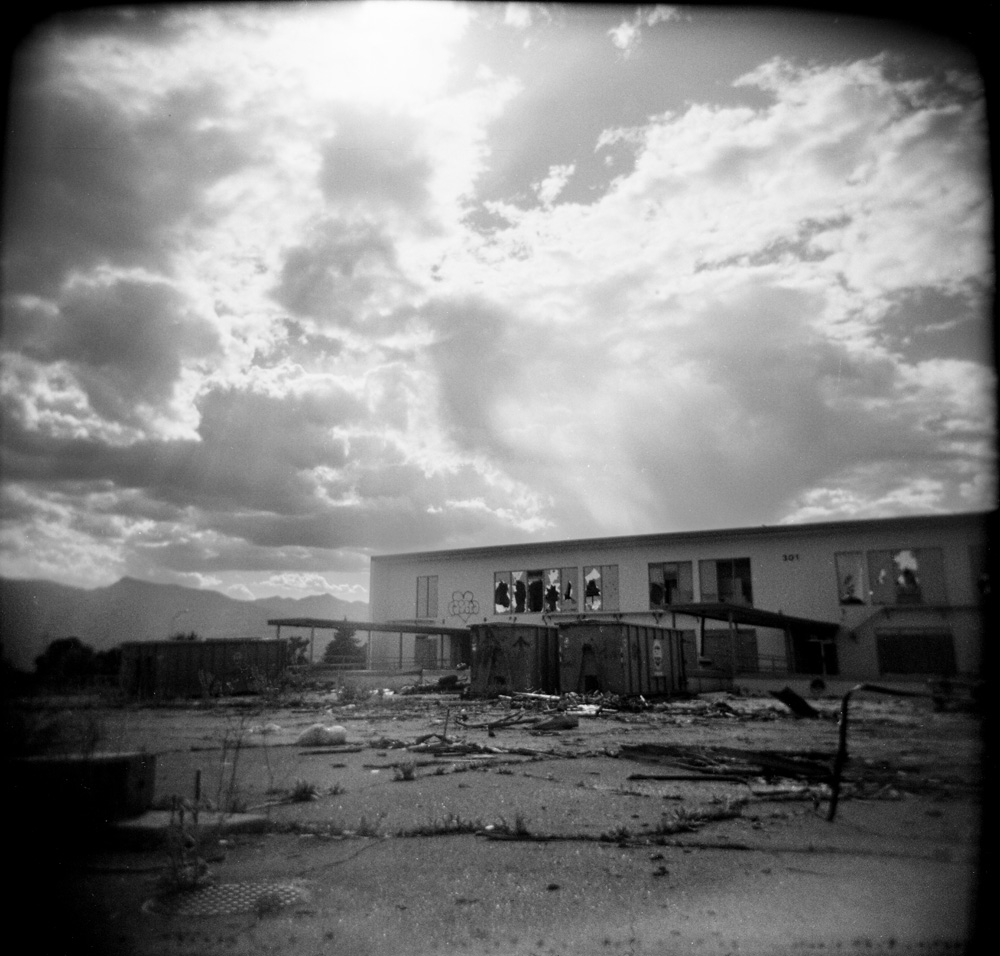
[8, 687, 988, 956]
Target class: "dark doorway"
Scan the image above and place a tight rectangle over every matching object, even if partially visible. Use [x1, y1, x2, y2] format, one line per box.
[790, 632, 840, 676]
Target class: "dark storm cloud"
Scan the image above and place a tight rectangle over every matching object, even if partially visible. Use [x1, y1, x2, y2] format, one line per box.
[274, 219, 404, 324]
[3, 66, 251, 294]
[132, 533, 367, 577]
[47, 5, 190, 45]
[211, 488, 516, 554]
[1, 383, 363, 515]
[876, 287, 994, 364]
[9, 276, 219, 418]
[422, 296, 519, 455]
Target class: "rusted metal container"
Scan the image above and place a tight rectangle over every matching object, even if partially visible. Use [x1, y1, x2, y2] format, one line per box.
[557, 621, 686, 697]
[468, 623, 560, 696]
[120, 638, 288, 699]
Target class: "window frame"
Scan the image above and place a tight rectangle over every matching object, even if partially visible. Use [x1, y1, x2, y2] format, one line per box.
[835, 551, 867, 605]
[583, 564, 619, 611]
[648, 560, 695, 609]
[698, 557, 753, 606]
[416, 575, 438, 619]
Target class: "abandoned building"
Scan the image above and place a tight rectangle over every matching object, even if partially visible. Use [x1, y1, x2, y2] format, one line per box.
[364, 511, 989, 690]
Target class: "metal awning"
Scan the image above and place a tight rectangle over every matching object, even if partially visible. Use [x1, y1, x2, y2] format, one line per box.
[267, 617, 470, 636]
[662, 603, 841, 639]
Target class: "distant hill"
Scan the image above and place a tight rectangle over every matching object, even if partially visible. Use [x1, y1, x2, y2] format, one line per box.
[0, 576, 368, 672]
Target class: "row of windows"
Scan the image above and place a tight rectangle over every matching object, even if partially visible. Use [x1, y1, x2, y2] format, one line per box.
[415, 546, 951, 619]
[491, 566, 618, 613]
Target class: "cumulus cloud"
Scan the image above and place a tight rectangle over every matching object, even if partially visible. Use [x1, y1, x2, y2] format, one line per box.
[609, 5, 681, 56]
[274, 218, 407, 326]
[534, 163, 576, 205]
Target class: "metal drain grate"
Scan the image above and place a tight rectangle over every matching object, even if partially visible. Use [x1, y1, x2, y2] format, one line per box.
[145, 882, 309, 917]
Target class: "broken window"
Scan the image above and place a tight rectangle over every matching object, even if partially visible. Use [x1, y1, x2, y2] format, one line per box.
[583, 565, 619, 611]
[416, 575, 438, 619]
[699, 558, 753, 605]
[835, 552, 866, 605]
[511, 571, 528, 612]
[867, 548, 946, 605]
[648, 562, 694, 608]
[526, 570, 544, 612]
[559, 567, 578, 611]
[494, 572, 511, 612]
[495, 567, 578, 614]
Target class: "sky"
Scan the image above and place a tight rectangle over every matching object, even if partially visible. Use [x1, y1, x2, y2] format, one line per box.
[0, 2, 994, 605]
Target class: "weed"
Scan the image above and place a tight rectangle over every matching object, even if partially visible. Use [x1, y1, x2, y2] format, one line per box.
[401, 814, 485, 836]
[338, 682, 371, 704]
[268, 820, 347, 837]
[495, 813, 531, 837]
[289, 779, 320, 802]
[655, 797, 746, 835]
[393, 760, 417, 782]
[329, 782, 346, 796]
[159, 797, 211, 894]
[215, 711, 253, 814]
[355, 811, 388, 837]
[603, 824, 632, 843]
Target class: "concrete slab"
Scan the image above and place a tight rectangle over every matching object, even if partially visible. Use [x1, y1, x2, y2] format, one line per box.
[108, 810, 269, 849]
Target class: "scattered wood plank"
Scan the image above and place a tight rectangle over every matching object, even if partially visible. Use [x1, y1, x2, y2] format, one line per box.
[530, 714, 580, 733]
[627, 773, 748, 783]
[769, 687, 821, 719]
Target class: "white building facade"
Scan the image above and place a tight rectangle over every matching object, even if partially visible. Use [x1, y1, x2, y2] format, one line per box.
[368, 512, 990, 686]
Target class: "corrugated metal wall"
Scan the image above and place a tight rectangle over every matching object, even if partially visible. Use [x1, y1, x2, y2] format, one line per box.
[558, 622, 685, 697]
[468, 623, 560, 696]
[120, 640, 288, 698]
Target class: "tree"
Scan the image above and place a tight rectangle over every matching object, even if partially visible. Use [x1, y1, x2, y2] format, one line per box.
[34, 637, 96, 684]
[322, 627, 365, 667]
[94, 646, 122, 677]
[287, 636, 309, 665]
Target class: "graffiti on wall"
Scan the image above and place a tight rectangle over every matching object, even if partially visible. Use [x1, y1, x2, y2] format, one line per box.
[449, 590, 479, 623]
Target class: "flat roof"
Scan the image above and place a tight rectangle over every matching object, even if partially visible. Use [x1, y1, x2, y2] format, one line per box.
[371, 510, 990, 564]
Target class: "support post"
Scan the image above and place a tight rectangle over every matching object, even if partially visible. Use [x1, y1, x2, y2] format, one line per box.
[728, 613, 736, 677]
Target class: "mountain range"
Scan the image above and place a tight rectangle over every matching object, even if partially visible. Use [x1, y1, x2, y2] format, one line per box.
[0, 576, 368, 672]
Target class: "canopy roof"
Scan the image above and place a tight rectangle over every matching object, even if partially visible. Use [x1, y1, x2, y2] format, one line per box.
[268, 618, 470, 636]
[663, 603, 841, 639]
